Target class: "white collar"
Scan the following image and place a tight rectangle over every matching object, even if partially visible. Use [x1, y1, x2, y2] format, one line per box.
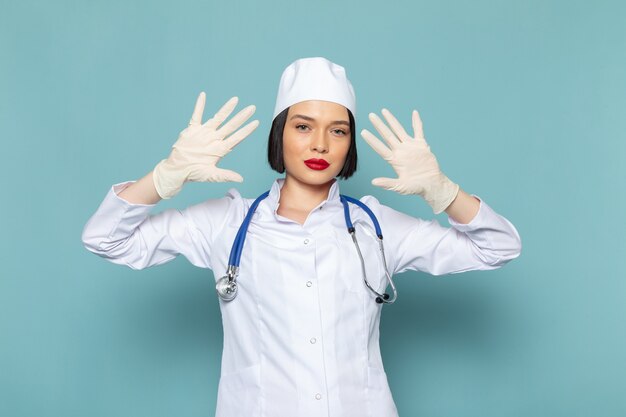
[265, 177, 342, 215]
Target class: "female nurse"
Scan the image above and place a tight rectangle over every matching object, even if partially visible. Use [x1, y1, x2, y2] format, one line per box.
[82, 57, 521, 417]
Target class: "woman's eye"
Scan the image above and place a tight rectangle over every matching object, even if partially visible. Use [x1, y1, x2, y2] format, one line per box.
[295, 125, 347, 136]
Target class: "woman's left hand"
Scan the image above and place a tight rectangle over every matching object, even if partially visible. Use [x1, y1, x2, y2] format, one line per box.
[360, 108, 460, 214]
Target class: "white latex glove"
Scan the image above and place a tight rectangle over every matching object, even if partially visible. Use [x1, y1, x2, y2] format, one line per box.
[360, 108, 459, 214]
[153, 92, 259, 199]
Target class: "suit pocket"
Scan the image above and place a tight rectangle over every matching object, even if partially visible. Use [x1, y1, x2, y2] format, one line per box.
[215, 363, 261, 417]
[367, 366, 399, 417]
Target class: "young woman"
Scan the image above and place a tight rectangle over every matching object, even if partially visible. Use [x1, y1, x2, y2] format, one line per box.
[82, 57, 521, 417]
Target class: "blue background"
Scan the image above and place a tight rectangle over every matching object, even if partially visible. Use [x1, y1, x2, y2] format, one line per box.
[2, 0, 625, 415]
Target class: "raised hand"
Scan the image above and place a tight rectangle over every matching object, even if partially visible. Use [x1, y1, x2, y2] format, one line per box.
[153, 92, 259, 199]
[360, 108, 459, 214]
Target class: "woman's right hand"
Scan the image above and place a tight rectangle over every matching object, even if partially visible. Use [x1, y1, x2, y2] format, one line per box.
[153, 92, 259, 199]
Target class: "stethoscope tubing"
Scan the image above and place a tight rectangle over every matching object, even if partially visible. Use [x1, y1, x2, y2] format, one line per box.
[216, 190, 398, 305]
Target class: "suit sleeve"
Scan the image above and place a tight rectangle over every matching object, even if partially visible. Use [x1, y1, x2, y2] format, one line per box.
[360, 194, 522, 276]
[81, 180, 235, 271]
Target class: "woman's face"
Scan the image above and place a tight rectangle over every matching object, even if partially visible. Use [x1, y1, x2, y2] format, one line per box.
[282, 100, 351, 186]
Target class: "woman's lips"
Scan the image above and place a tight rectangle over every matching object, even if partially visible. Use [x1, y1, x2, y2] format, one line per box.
[304, 159, 330, 170]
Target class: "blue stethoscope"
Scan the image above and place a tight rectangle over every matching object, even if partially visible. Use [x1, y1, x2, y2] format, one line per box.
[215, 190, 398, 305]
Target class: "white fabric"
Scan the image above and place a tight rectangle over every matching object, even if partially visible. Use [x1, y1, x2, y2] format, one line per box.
[272, 57, 356, 120]
[81, 177, 522, 417]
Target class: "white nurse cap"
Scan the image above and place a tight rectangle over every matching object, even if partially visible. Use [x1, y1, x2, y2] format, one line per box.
[272, 57, 356, 120]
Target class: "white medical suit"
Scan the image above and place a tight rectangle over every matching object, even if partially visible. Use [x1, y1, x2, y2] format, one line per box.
[82, 177, 522, 417]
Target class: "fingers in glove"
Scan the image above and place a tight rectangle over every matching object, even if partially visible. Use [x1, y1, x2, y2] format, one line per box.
[189, 92, 207, 126]
[372, 177, 400, 190]
[412, 110, 427, 144]
[222, 119, 260, 150]
[360, 128, 392, 159]
[212, 168, 244, 183]
[381, 108, 412, 142]
[368, 112, 401, 149]
[203, 96, 239, 130]
[215, 104, 257, 139]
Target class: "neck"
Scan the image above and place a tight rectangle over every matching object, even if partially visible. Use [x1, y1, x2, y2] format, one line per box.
[279, 174, 335, 212]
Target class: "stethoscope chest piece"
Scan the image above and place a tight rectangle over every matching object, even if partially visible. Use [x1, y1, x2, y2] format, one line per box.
[216, 275, 238, 301]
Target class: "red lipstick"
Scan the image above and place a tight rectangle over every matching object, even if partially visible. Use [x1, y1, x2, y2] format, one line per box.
[304, 158, 330, 170]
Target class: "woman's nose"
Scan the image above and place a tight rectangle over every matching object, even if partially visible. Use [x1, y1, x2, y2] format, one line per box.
[311, 131, 329, 153]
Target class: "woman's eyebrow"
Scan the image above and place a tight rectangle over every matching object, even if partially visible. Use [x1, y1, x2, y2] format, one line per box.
[289, 114, 350, 126]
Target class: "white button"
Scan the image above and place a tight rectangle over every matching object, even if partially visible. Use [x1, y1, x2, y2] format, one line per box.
[306, 281, 312, 287]
[310, 337, 317, 344]
[303, 238, 310, 244]
[315, 393, 322, 400]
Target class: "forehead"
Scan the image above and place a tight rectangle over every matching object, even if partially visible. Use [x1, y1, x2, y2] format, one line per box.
[288, 100, 349, 120]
